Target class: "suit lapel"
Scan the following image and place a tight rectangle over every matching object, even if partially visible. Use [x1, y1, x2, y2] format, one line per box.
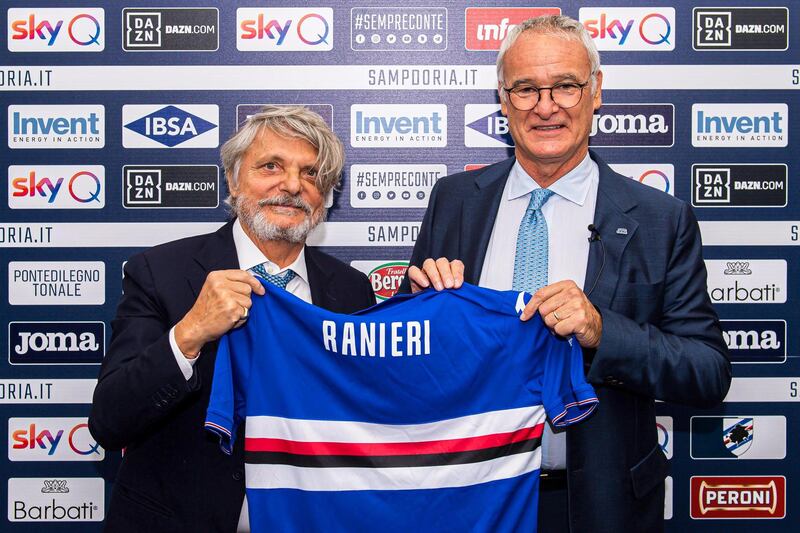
[460, 158, 515, 284]
[305, 247, 335, 308]
[584, 152, 639, 309]
[189, 220, 239, 298]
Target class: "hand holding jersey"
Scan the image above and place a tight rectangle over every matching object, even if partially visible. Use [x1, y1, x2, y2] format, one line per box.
[174, 269, 265, 358]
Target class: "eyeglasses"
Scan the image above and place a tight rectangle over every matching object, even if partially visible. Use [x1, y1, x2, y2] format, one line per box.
[502, 80, 591, 111]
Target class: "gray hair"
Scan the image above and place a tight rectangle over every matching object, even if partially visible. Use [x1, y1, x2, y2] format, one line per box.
[496, 15, 601, 96]
[221, 105, 344, 207]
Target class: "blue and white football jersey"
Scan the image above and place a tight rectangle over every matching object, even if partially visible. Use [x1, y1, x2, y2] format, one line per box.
[206, 282, 597, 532]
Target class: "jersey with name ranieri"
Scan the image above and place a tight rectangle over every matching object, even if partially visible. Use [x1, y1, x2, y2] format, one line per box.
[205, 282, 598, 533]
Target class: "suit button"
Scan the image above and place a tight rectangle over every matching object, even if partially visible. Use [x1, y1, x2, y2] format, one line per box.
[232, 470, 243, 481]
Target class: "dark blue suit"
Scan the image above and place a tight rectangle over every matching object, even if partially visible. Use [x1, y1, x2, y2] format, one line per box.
[404, 152, 730, 532]
[89, 220, 376, 532]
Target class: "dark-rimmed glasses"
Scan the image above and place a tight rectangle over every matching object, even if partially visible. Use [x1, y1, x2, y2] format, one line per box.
[502, 80, 591, 111]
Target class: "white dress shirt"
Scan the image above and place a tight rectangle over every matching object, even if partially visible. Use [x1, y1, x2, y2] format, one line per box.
[166, 218, 312, 533]
[479, 153, 599, 470]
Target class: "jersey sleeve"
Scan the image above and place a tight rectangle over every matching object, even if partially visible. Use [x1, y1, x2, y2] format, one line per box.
[204, 331, 245, 455]
[542, 336, 598, 428]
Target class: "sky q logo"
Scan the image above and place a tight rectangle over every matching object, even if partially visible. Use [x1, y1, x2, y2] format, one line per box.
[690, 476, 785, 519]
[8, 166, 104, 209]
[8, 418, 104, 461]
[690, 416, 786, 460]
[464, 7, 560, 51]
[351, 105, 446, 148]
[721, 319, 786, 364]
[8, 8, 104, 52]
[580, 8, 674, 51]
[656, 416, 672, 459]
[692, 104, 787, 147]
[237, 8, 333, 51]
[609, 164, 674, 195]
[8, 105, 105, 149]
[464, 104, 514, 148]
[123, 105, 219, 148]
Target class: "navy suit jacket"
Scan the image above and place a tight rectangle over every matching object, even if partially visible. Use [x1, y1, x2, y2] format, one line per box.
[89, 220, 376, 533]
[403, 152, 730, 532]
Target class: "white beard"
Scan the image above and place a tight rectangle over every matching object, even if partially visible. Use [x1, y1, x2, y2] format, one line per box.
[234, 194, 324, 244]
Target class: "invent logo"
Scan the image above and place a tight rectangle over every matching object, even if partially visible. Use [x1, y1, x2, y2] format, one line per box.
[690, 476, 786, 519]
[8, 105, 105, 149]
[123, 105, 218, 148]
[692, 104, 787, 148]
[590, 104, 674, 147]
[464, 7, 560, 51]
[8, 418, 104, 462]
[351, 104, 446, 148]
[580, 8, 674, 51]
[238, 8, 333, 51]
[464, 104, 513, 148]
[9, 322, 105, 365]
[8, 8, 104, 52]
[8, 166, 104, 209]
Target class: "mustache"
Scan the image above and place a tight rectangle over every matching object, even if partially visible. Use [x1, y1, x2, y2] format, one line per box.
[257, 194, 313, 215]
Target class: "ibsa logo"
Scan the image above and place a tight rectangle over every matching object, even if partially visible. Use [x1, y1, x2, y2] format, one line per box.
[9, 321, 105, 365]
[464, 7, 560, 51]
[8, 166, 104, 209]
[580, 8, 674, 51]
[590, 104, 674, 147]
[351, 105, 446, 148]
[8, 8, 104, 52]
[8, 105, 105, 149]
[690, 415, 787, 460]
[8, 477, 104, 522]
[609, 164, 674, 195]
[8, 418, 104, 461]
[690, 476, 786, 519]
[123, 105, 219, 148]
[237, 8, 333, 51]
[692, 104, 787, 147]
[721, 319, 786, 364]
[464, 104, 513, 148]
[705, 260, 786, 304]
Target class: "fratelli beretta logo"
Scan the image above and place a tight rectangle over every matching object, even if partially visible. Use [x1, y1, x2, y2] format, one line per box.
[123, 105, 218, 148]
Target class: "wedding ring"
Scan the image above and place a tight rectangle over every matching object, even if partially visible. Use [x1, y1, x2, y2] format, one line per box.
[241, 306, 249, 320]
[553, 310, 561, 321]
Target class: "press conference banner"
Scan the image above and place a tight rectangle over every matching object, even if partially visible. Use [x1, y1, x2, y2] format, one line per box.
[1, 1, 798, 530]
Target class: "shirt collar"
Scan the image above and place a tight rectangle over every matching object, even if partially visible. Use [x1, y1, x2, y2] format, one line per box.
[507, 152, 595, 206]
[232, 218, 309, 283]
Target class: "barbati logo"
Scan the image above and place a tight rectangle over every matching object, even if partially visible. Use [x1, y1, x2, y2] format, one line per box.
[589, 104, 673, 147]
[705, 259, 786, 304]
[8, 477, 104, 522]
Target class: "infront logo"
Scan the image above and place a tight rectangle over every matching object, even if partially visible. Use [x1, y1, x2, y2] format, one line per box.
[690, 476, 786, 518]
[237, 8, 333, 51]
[8, 8, 104, 52]
[580, 8, 674, 51]
[464, 8, 560, 50]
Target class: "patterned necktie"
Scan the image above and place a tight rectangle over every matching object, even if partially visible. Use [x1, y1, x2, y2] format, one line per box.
[250, 263, 296, 289]
[512, 188, 555, 293]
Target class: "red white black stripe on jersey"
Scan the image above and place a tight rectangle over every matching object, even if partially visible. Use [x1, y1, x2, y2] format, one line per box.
[241, 406, 546, 491]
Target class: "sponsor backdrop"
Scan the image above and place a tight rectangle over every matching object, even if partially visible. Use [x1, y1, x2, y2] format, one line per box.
[0, 0, 797, 529]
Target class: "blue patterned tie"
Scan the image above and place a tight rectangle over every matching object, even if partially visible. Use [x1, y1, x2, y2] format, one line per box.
[512, 188, 555, 293]
[250, 263, 296, 289]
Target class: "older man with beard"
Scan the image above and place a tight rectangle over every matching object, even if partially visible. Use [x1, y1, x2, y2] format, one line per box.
[89, 106, 375, 533]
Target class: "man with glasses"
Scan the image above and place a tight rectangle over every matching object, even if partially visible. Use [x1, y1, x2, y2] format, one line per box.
[402, 15, 729, 532]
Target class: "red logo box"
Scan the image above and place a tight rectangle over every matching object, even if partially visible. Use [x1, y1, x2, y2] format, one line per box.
[690, 476, 786, 519]
[465, 8, 560, 51]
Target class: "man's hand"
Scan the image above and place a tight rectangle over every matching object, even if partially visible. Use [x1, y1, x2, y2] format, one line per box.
[520, 280, 602, 349]
[406, 258, 465, 293]
[174, 270, 265, 357]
